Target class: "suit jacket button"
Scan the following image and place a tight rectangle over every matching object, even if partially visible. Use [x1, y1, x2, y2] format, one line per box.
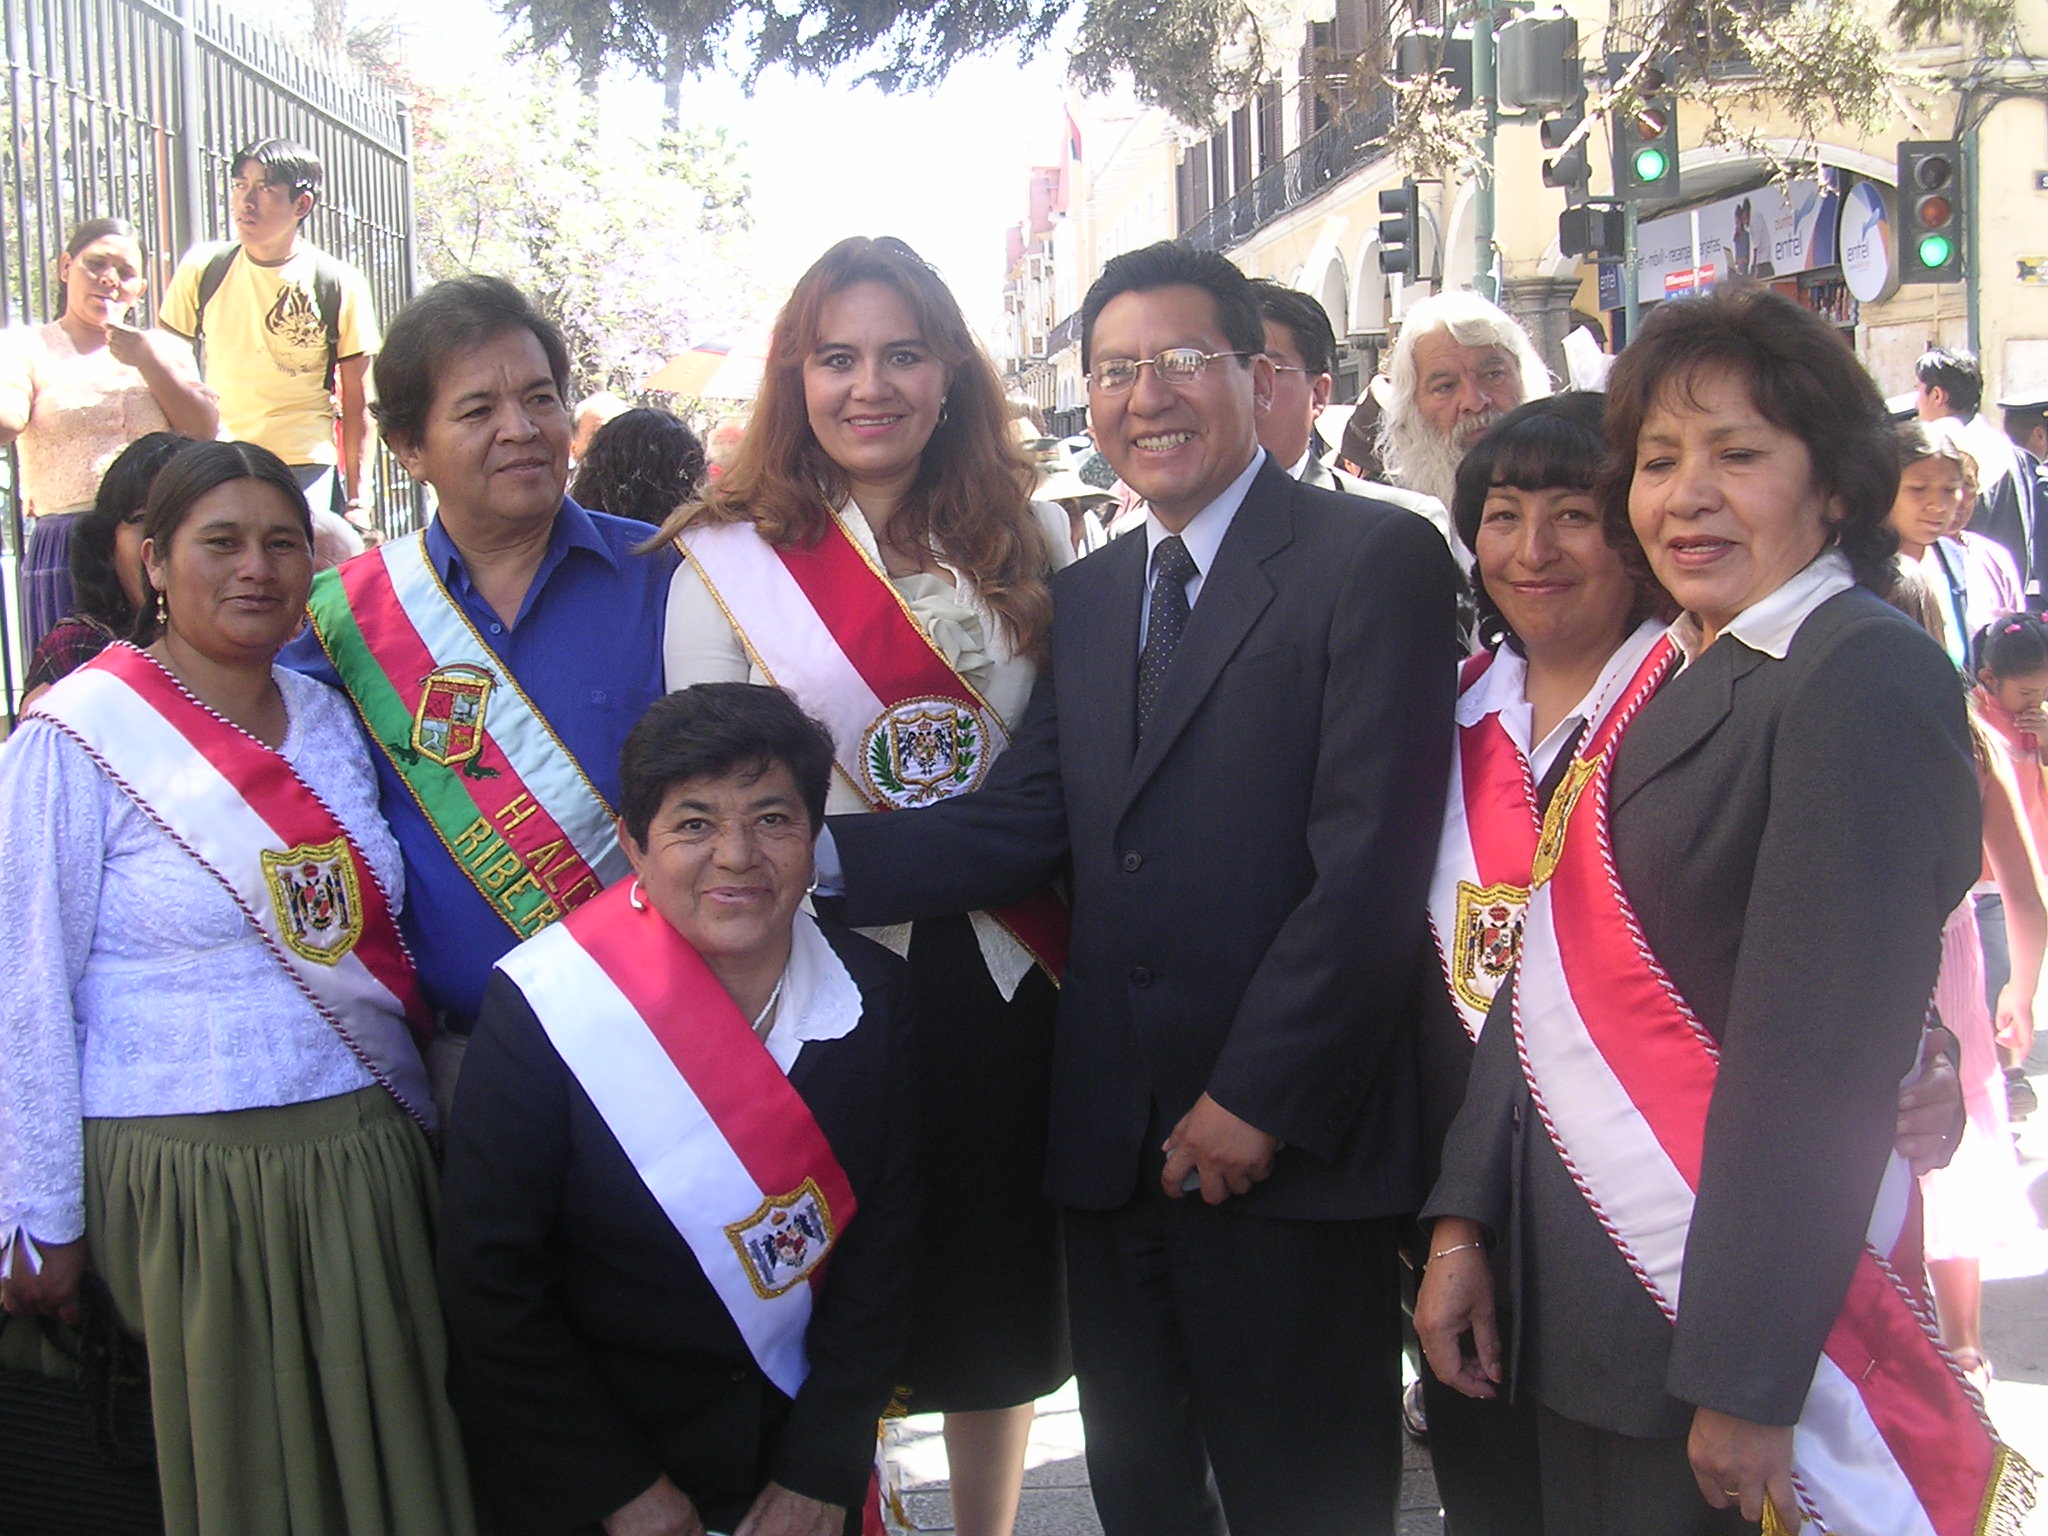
[1121, 851, 1143, 872]
[729, 1367, 749, 1383]
[1129, 965, 1153, 988]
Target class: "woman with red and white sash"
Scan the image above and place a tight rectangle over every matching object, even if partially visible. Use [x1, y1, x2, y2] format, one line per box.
[1417, 287, 2031, 1536]
[437, 683, 917, 1536]
[657, 237, 1071, 1536]
[0, 441, 472, 1536]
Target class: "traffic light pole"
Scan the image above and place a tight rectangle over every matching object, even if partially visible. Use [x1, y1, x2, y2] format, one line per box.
[1473, 0, 1498, 301]
[1623, 202, 1641, 340]
[1964, 121, 1982, 354]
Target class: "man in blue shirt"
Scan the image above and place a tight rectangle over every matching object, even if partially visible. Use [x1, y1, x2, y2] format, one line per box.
[287, 275, 675, 1114]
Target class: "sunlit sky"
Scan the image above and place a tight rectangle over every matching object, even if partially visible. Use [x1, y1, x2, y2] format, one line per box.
[398, 0, 1078, 348]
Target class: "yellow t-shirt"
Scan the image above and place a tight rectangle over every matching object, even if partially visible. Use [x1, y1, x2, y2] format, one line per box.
[160, 241, 378, 466]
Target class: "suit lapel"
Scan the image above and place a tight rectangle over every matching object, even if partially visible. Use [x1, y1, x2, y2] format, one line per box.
[1122, 461, 1291, 804]
[1609, 637, 1766, 812]
[1076, 527, 1146, 778]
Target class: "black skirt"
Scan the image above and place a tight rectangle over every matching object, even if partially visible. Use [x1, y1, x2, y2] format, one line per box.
[892, 912, 1072, 1413]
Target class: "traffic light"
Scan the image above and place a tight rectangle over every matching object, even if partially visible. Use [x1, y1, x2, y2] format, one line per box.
[1378, 179, 1421, 277]
[1497, 15, 1577, 112]
[1541, 94, 1589, 192]
[1393, 31, 1474, 109]
[1610, 57, 1679, 202]
[1559, 204, 1625, 261]
[1898, 140, 1964, 283]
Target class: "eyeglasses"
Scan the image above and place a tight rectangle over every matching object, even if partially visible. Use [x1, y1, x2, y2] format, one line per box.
[1088, 349, 1253, 395]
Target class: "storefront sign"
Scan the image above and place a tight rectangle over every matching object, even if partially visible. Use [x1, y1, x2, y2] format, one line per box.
[1839, 181, 1898, 303]
[1597, 173, 1840, 309]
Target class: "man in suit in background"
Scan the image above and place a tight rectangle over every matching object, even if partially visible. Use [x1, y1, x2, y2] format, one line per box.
[1251, 278, 1461, 554]
[828, 242, 1460, 1535]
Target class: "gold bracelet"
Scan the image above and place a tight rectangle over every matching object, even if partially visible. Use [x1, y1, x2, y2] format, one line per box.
[1427, 1240, 1485, 1265]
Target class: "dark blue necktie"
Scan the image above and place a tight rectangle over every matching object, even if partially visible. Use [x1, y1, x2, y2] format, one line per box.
[1138, 535, 1197, 739]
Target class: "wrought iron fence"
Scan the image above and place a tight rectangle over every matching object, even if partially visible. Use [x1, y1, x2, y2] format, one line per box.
[0, 0, 417, 713]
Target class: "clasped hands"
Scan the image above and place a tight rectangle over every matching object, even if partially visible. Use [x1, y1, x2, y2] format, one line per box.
[1160, 1092, 1279, 1203]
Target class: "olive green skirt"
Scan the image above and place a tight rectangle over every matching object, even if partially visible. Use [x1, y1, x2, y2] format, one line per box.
[82, 1086, 476, 1536]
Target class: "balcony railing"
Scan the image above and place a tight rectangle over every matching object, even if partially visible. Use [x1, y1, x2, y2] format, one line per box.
[1182, 97, 1399, 255]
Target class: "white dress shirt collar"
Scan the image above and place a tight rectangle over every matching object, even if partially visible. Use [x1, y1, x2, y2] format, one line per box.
[760, 910, 863, 1074]
[1144, 448, 1266, 586]
[1458, 619, 1666, 781]
[1669, 548, 1854, 666]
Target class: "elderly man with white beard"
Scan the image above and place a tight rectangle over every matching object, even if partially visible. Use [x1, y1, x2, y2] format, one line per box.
[1375, 291, 1551, 535]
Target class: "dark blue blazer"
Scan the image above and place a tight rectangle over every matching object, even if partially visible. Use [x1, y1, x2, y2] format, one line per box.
[833, 455, 1462, 1219]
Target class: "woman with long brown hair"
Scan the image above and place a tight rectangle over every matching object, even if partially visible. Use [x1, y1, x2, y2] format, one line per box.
[657, 235, 1071, 1536]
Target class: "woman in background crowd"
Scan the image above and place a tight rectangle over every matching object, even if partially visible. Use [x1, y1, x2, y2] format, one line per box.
[660, 235, 1071, 1536]
[1419, 286, 2007, 1535]
[570, 405, 707, 525]
[0, 219, 217, 646]
[0, 440, 470, 1536]
[22, 429, 188, 703]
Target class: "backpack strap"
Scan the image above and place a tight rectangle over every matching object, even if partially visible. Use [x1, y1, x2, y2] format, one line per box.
[191, 244, 240, 377]
[311, 258, 344, 395]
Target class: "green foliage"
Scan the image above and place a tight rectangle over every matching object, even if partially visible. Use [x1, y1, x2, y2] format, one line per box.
[409, 54, 763, 401]
[1069, 0, 1260, 127]
[504, 0, 1069, 92]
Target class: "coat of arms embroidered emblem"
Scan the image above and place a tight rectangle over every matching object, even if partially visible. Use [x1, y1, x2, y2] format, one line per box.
[1451, 879, 1529, 1014]
[859, 698, 988, 808]
[410, 663, 496, 770]
[261, 838, 365, 964]
[725, 1178, 837, 1298]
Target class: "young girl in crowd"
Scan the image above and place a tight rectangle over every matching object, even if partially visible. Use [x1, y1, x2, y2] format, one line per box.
[1975, 613, 2048, 1124]
[1896, 590, 2048, 1384]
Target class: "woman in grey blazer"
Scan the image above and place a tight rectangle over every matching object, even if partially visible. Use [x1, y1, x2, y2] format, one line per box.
[1416, 287, 2008, 1536]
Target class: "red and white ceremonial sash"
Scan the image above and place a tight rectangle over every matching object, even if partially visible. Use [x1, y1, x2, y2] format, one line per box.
[498, 885, 858, 1398]
[30, 645, 434, 1129]
[1428, 650, 1544, 1040]
[1516, 636, 2035, 1536]
[682, 513, 1068, 979]
[306, 532, 628, 942]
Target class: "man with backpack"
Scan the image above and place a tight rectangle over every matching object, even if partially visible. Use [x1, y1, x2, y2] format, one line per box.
[160, 138, 379, 522]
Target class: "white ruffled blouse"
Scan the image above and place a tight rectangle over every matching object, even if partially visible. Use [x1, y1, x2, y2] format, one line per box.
[0, 666, 400, 1250]
[662, 498, 1072, 996]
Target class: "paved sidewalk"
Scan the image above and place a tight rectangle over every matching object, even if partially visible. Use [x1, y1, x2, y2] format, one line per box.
[892, 1051, 2048, 1535]
[889, 1379, 1441, 1534]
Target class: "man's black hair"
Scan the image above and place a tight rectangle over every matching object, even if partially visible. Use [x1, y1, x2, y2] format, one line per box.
[1250, 279, 1337, 379]
[1915, 348, 1984, 418]
[1079, 241, 1263, 374]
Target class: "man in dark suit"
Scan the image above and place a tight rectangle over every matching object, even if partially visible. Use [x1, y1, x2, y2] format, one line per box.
[828, 242, 1460, 1535]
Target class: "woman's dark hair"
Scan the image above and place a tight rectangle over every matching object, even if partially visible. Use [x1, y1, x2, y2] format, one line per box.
[619, 683, 835, 847]
[372, 275, 571, 451]
[571, 408, 707, 525]
[1452, 392, 1663, 656]
[55, 218, 143, 318]
[1973, 610, 2048, 681]
[1597, 283, 1900, 596]
[664, 236, 1052, 660]
[70, 432, 189, 636]
[135, 441, 311, 643]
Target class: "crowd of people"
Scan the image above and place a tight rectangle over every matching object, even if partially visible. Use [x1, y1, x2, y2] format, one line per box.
[0, 133, 2043, 1536]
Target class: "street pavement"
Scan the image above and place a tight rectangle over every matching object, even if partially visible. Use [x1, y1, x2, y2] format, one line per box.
[890, 1047, 2048, 1535]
